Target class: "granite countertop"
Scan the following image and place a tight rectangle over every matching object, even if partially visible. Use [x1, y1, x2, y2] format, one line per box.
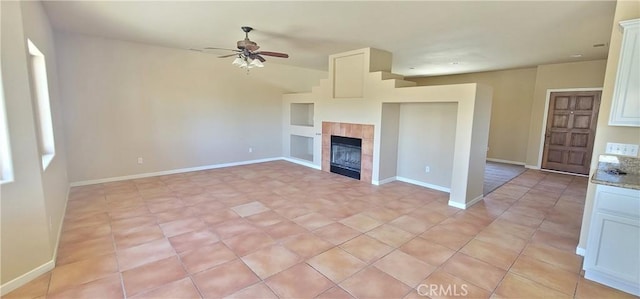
[591, 155, 640, 190]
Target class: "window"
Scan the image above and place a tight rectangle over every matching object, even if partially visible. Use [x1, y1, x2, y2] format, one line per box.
[27, 39, 55, 170]
[0, 63, 14, 183]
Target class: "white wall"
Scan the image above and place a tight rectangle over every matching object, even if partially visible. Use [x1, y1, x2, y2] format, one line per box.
[55, 32, 326, 182]
[1, 0, 69, 290]
[397, 103, 457, 189]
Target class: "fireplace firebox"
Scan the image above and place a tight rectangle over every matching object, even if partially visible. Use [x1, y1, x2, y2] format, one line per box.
[330, 135, 362, 180]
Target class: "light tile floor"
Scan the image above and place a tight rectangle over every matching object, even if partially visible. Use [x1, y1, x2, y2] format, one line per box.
[4, 161, 638, 299]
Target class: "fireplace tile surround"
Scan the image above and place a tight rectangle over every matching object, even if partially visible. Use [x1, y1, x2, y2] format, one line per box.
[322, 122, 374, 183]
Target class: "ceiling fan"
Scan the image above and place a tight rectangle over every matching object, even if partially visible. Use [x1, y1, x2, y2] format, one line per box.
[204, 26, 289, 69]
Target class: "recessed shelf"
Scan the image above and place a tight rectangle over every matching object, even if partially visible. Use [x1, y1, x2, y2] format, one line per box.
[290, 135, 314, 162]
[290, 103, 314, 127]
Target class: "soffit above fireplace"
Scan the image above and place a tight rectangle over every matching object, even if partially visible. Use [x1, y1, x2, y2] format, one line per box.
[330, 49, 392, 99]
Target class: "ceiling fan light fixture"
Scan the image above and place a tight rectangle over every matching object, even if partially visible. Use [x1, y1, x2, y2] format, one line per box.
[232, 56, 245, 66]
[241, 57, 252, 68]
[212, 26, 289, 72]
[249, 59, 264, 68]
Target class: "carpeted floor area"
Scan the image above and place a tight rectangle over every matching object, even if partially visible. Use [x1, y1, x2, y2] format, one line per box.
[484, 161, 527, 195]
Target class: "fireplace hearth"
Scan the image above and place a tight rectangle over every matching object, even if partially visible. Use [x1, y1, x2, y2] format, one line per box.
[330, 135, 362, 180]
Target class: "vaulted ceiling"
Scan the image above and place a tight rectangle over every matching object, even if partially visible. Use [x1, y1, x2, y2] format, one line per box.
[42, 1, 616, 76]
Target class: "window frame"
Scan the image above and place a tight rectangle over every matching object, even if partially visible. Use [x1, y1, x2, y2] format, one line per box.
[27, 39, 55, 170]
[0, 61, 14, 184]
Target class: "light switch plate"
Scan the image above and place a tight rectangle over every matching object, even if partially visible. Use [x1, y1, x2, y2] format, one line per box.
[605, 142, 639, 157]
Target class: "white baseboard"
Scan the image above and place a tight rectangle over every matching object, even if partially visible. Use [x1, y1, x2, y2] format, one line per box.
[282, 157, 321, 170]
[373, 176, 397, 185]
[69, 157, 282, 186]
[585, 270, 639, 296]
[526, 164, 589, 178]
[448, 200, 466, 209]
[448, 194, 484, 210]
[0, 260, 55, 296]
[539, 168, 589, 177]
[372, 176, 450, 192]
[576, 246, 586, 257]
[486, 158, 525, 166]
[3, 184, 71, 295]
[395, 176, 451, 193]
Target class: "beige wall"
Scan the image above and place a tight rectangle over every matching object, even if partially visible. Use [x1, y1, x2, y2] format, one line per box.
[409, 60, 607, 167]
[579, 1, 640, 251]
[396, 103, 457, 189]
[1, 0, 69, 289]
[2, 8, 324, 290]
[526, 60, 607, 167]
[467, 85, 493, 200]
[379, 103, 400, 181]
[410, 68, 537, 164]
[55, 32, 326, 182]
[21, 0, 70, 258]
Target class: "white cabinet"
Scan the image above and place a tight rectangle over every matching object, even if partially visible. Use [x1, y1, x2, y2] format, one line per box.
[584, 184, 640, 296]
[609, 19, 640, 127]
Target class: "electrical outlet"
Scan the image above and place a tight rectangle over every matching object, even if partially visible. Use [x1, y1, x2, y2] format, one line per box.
[137, 157, 144, 164]
[248, 147, 253, 153]
[606, 142, 639, 157]
[425, 166, 430, 173]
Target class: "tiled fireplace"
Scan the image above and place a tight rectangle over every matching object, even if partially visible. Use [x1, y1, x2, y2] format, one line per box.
[322, 122, 373, 183]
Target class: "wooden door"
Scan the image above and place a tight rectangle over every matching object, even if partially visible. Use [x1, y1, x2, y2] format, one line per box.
[542, 91, 601, 175]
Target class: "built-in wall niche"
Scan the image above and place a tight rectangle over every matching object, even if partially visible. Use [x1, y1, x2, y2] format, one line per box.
[290, 134, 314, 162]
[290, 103, 314, 127]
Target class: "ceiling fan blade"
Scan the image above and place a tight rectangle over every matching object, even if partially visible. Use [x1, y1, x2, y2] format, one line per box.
[255, 51, 289, 58]
[218, 53, 239, 58]
[251, 54, 266, 62]
[204, 47, 240, 52]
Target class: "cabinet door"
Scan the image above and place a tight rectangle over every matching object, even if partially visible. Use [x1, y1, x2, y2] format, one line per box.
[609, 19, 640, 126]
[585, 211, 640, 283]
